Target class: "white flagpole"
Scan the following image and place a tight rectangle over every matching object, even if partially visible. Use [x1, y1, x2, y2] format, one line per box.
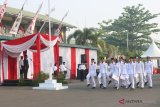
[48, 0, 52, 80]
[38, 8, 55, 33]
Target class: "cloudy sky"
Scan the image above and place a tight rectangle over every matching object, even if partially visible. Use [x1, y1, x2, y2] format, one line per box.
[0, 0, 160, 30]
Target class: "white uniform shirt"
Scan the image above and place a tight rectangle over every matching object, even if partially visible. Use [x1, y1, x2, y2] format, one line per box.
[109, 62, 116, 74]
[128, 62, 135, 75]
[99, 62, 108, 74]
[60, 64, 67, 72]
[52, 66, 57, 73]
[79, 64, 86, 70]
[89, 63, 97, 76]
[19, 59, 24, 70]
[145, 61, 153, 74]
[121, 63, 128, 75]
[136, 61, 144, 74]
[113, 63, 120, 76]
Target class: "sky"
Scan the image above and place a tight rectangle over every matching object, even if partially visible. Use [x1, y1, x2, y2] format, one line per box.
[0, 0, 160, 32]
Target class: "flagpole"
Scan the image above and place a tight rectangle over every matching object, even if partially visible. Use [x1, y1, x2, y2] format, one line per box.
[48, 0, 52, 80]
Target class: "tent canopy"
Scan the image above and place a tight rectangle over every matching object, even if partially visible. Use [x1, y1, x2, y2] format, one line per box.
[0, 33, 58, 57]
[141, 42, 160, 58]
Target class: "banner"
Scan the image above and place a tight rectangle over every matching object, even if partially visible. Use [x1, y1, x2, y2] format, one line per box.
[24, 0, 43, 36]
[0, 0, 9, 23]
[54, 11, 69, 38]
[9, 0, 27, 35]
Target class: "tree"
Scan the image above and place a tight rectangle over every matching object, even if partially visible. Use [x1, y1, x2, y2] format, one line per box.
[99, 4, 160, 55]
[67, 28, 95, 46]
[67, 28, 117, 59]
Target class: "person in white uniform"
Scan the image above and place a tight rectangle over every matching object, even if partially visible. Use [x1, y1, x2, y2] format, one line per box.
[144, 56, 153, 88]
[86, 59, 97, 89]
[52, 63, 58, 78]
[108, 58, 116, 85]
[133, 57, 139, 87]
[136, 57, 144, 88]
[79, 62, 86, 81]
[60, 62, 67, 75]
[112, 59, 120, 90]
[120, 59, 129, 88]
[98, 58, 108, 89]
[127, 57, 136, 89]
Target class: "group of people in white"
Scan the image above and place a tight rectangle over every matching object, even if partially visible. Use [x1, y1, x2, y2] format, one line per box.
[86, 56, 153, 90]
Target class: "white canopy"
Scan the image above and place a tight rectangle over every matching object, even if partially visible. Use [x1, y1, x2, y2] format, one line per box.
[141, 42, 160, 58]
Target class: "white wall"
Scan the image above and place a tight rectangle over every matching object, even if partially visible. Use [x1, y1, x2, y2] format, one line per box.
[89, 50, 97, 65]
[40, 48, 54, 74]
[152, 59, 158, 68]
[27, 50, 34, 79]
[59, 47, 71, 79]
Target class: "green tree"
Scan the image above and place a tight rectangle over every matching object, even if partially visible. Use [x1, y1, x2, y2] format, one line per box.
[99, 4, 160, 55]
[67, 28, 117, 59]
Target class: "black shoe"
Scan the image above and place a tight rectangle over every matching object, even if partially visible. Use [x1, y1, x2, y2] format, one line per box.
[149, 86, 152, 88]
[92, 87, 96, 89]
[108, 80, 112, 85]
[87, 84, 90, 87]
[128, 83, 132, 88]
[103, 87, 106, 89]
[114, 86, 117, 89]
[145, 82, 148, 85]
[100, 84, 103, 88]
[121, 85, 125, 88]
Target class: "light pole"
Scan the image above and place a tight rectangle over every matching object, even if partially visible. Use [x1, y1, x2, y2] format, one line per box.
[48, 0, 52, 80]
[127, 31, 129, 51]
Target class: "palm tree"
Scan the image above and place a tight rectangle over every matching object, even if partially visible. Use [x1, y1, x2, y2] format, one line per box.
[67, 28, 95, 45]
[67, 28, 118, 59]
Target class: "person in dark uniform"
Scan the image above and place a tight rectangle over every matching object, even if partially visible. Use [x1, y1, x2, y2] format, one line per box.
[23, 55, 29, 79]
[79, 62, 86, 81]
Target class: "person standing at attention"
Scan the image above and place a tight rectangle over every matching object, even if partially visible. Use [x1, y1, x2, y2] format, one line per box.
[19, 56, 24, 79]
[23, 55, 29, 79]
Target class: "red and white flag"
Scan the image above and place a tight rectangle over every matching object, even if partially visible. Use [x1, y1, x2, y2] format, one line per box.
[24, 0, 43, 36]
[9, 0, 27, 35]
[0, 0, 9, 23]
[55, 11, 69, 36]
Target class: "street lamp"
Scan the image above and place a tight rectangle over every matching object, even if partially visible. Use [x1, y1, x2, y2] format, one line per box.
[126, 31, 129, 51]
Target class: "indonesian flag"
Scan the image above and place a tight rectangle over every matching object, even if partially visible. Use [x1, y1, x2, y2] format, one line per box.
[24, 0, 43, 36]
[9, 0, 27, 35]
[0, 0, 9, 23]
[55, 11, 68, 42]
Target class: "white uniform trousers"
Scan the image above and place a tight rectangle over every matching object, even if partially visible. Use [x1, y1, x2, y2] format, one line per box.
[98, 73, 107, 87]
[143, 72, 147, 83]
[114, 78, 119, 89]
[135, 73, 139, 84]
[98, 73, 102, 84]
[112, 74, 119, 89]
[106, 72, 112, 81]
[146, 73, 153, 87]
[129, 74, 135, 89]
[120, 75, 129, 88]
[86, 73, 96, 87]
[137, 73, 144, 88]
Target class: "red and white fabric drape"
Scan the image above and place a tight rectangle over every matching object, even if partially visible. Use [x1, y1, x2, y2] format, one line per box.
[0, 33, 58, 82]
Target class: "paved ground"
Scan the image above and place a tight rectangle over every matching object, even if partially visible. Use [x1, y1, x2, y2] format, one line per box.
[0, 75, 160, 107]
